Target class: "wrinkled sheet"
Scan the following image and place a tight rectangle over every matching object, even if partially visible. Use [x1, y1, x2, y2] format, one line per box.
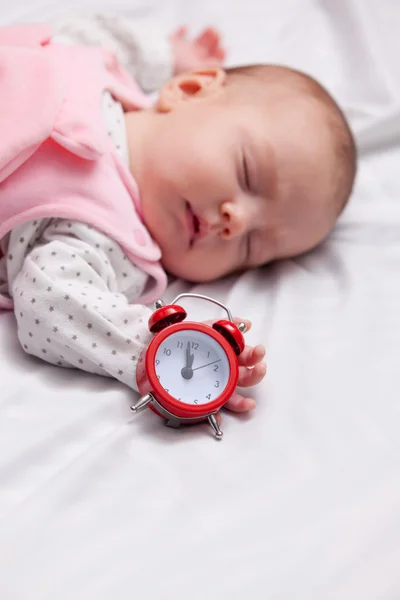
[1, 0, 400, 598]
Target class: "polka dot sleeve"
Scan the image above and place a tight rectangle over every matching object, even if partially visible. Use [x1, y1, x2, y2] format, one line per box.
[10, 219, 154, 393]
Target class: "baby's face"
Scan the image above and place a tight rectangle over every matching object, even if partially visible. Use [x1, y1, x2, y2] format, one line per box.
[136, 82, 336, 281]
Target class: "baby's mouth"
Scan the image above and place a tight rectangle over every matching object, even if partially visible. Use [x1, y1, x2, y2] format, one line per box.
[186, 202, 200, 246]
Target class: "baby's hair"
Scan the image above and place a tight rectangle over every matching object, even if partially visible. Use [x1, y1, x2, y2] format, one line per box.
[225, 64, 357, 216]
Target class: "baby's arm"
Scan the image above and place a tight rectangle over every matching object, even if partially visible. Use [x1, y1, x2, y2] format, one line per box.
[11, 220, 152, 392]
[9, 220, 265, 410]
[53, 13, 225, 93]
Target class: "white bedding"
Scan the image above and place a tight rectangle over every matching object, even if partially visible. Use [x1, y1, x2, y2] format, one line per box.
[1, 1, 400, 598]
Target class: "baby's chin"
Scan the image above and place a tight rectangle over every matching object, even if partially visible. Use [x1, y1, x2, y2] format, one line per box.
[161, 256, 222, 283]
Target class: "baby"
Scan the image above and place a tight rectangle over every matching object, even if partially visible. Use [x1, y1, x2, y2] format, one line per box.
[0, 14, 356, 416]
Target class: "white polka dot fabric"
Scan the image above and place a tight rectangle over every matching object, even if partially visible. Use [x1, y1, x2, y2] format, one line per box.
[9, 219, 152, 392]
[102, 91, 130, 165]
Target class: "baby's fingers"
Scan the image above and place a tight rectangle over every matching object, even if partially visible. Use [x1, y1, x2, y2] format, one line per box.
[238, 362, 267, 388]
[238, 344, 266, 367]
[224, 392, 256, 413]
[171, 26, 187, 40]
[215, 46, 226, 61]
[196, 27, 220, 52]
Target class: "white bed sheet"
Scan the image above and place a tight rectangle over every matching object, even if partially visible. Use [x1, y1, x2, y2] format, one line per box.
[1, 0, 400, 598]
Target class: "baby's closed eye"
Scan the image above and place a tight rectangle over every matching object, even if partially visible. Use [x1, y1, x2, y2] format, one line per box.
[242, 153, 251, 191]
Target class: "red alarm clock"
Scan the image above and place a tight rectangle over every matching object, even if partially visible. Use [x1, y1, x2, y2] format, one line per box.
[131, 293, 246, 439]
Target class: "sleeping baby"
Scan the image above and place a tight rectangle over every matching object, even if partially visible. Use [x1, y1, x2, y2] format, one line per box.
[0, 14, 356, 414]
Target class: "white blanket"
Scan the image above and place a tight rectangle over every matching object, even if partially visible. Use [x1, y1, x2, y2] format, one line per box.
[1, 1, 400, 598]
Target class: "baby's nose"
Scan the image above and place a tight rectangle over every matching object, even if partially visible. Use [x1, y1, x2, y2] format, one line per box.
[219, 201, 247, 240]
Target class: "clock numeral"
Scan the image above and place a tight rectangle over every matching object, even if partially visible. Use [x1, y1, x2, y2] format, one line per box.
[155, 359, 160, 366]
[191, 342, 199, 350]
[194, 399, 199, 404]
[207, 351, 211, 358]
[163, 348, 171, 356]
[214, 381, 220, 388]
[206, 394, 211, 400]
[165, 388, 169, 393]
[157, 374, 160, 380]
[213, 364, 219, 372]
[176, 341, 183, 349]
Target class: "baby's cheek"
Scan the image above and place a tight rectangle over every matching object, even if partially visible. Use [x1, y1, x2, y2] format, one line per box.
[183, 246, 236, 282]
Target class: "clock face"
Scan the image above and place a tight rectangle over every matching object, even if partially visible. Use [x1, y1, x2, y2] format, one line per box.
[154, 329, 230, 406]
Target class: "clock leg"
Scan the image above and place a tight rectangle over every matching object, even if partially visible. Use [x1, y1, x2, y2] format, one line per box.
[165, 419, 181, 429]
[130, 393, 153, 413]
[208, 414, 223, 439]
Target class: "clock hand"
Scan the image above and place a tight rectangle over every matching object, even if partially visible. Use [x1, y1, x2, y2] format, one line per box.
[186, 342, 194, 368]
[192, 359, 221, 372]
[181, 342, 194, 380]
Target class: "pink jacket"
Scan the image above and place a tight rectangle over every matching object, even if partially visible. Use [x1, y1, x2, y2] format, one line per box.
[0, 24, 167, 310]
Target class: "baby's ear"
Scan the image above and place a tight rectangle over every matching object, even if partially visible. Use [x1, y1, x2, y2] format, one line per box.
[157, 68, 226, 112]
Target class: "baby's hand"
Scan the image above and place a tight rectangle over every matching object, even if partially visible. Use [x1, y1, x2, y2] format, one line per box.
[224, 318, 266, 414]
[170, 26, 226, 75]
[203, 317, 266, 416]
